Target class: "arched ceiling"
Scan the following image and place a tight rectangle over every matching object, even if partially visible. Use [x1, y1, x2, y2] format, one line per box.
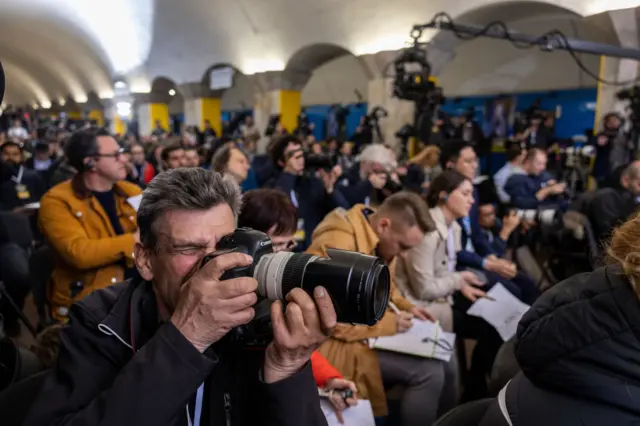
[1, 0, 638, 105]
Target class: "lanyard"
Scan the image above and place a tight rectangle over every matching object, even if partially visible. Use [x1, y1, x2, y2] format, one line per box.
[11, 166, 24, 185]
[364, 196, 371, 206]
[290, 190, 299, 208]
[186, 383, 204, 426]
[446, 227, 456, 273]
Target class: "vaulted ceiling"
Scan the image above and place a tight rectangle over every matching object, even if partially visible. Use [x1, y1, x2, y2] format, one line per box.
[1, 0, 638, 106]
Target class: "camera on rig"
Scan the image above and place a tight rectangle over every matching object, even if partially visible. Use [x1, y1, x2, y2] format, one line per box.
[393, 47, 437, 103]
[616, 85, 640, 126]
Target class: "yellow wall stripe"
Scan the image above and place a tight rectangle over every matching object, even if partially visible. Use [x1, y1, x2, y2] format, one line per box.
[88, 109, 104, 127]
[201, 98, 222, 136]
[278, 90, 301, 133]
[149, 103, 170, 133]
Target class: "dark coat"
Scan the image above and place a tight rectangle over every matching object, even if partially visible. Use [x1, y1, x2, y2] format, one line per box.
[480, 265, 640, 425]
[24, 279, 328, 426]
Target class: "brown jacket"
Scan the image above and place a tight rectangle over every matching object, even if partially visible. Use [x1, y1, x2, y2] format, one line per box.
[306, 204, 415, 416]
[38, 176, 141, 320]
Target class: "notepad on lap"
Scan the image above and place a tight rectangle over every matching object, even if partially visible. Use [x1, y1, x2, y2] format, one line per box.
[372, 320, 456, 362]
[320, 399, 375, 426]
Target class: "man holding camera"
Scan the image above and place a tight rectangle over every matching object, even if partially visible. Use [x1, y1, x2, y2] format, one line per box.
[266, 135, 348, 249]
[26, 168, 334, 426]
[307, 192, 457, 426]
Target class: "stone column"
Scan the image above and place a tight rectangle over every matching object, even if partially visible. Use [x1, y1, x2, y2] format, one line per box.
[133, 93, 170, 137]
[249, 69, 311, 152]
[178, 82, 225, 135]
[594, 8, 640, 132]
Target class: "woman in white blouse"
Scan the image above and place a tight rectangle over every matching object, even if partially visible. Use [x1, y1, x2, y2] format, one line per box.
[396, 170, 504, 401]
[396, 170, 486, 331]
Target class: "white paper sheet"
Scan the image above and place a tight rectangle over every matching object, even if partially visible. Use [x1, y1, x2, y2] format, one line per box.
[372, 319, 456, 362]
[320, 399, 375, 426]
[127, 194, 143, 212]
[466, 283, 530, 341]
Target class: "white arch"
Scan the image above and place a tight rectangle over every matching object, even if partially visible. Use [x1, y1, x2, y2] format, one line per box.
[2, 61, 52, 107]
[1, 0, 154, 74]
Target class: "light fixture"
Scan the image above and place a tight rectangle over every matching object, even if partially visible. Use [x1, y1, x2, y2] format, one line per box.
[116, 101, 132, 118]
[32, 103, 40, 110]
[169, 89, 176, 96]
[114, 81, 128, 89]
[59, 98, 67, 106]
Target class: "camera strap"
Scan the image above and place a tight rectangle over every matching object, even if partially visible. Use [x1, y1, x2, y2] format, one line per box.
[289, 190, 299, 208]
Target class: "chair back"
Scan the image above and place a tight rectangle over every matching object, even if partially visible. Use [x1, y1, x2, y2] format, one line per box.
[0, 212, 33, 250]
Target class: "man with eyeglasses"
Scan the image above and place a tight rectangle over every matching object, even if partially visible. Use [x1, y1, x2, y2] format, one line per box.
[38, 128, 142, 321]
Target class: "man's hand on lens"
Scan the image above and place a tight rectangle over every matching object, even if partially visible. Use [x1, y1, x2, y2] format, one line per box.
[171, 253, 258, 353]
[325, 378, 359, 424]
[368, 172, 387, 190]
[264, 287, 337, 384]
[318, 169, 337, 194]
[396, 311, 413, 333]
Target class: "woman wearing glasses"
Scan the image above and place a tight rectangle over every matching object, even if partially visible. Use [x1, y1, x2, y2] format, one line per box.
[238, 188, 359, 423]
[395, 170, 502, 401]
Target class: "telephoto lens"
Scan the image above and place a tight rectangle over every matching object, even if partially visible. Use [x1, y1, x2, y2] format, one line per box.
[208, 228, 390, 327]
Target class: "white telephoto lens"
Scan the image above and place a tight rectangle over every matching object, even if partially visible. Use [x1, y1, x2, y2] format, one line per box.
[253, 252, 295, 301]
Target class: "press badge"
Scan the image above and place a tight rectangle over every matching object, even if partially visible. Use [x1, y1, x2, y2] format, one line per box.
[15, 184, 30, 200]
[294, 218, 306, 242]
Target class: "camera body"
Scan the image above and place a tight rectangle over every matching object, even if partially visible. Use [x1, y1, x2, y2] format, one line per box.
[202, 228, 391, 347]
[305, 153, 336, 171]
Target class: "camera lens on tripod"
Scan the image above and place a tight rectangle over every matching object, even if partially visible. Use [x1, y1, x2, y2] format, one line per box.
[253, 249, 390, 326]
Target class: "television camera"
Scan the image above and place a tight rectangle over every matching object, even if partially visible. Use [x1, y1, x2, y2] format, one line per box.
[391, 32, 445, 148]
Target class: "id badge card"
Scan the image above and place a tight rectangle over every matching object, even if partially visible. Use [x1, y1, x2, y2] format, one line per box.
[15, 184, 30, 200]
[294, 218, 306, 242]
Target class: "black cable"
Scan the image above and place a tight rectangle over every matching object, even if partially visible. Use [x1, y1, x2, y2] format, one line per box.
[414, 12, 640, 87]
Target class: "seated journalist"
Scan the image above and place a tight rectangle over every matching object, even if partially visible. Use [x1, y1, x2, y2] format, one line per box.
[25, 168, 336, 426]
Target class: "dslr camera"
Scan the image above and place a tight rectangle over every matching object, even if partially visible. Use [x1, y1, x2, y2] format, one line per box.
[201, 228, 391, 347]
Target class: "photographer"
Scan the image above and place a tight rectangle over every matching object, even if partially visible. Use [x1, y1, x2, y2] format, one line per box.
[265, 135, 348, 249]
[338, 144, 398, 206]
[25, 168, 334, 426]
[592, 112, 633, 187]
[504, 147, 566, 210]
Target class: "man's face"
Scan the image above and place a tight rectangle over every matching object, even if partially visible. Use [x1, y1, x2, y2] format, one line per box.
[227, 148, 249, 182]
[1, 145, 22, 166]
[375, 219, 424, 261]
[528, 152, 547, 176]
[12, 120, 20, 128]
[165, 149, 186, 170]
[94, 136, 127, 182]
[266, 226, 297, 253]
[184, 149, 200, 168]
[478, 204, 497, 229]
[131, 146, 146, 165]
[135, 204, 236, 316]
[283, 142, 305, 173]
[453, 147, 478, 180]
[605, 116, 620, 130]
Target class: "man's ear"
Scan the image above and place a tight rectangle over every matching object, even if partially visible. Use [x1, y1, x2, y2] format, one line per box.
[376, 217, 391, 234]
[134, 243, 154, 281]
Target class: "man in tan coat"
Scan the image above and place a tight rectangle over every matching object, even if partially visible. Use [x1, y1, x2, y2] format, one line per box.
[306, 192, 458, 426]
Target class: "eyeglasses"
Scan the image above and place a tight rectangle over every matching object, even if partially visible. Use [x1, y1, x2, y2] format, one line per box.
[96, 148, 125, 159]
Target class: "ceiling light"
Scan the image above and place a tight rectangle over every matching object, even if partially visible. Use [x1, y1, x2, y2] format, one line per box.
[114, 81, 128, 89]
[169, 89, 176, 96]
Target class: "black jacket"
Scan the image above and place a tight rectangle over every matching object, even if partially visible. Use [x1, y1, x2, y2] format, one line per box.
[585, 187, 638, 245]
[480, 265, 640, 425]
[24, 279, 328, 426]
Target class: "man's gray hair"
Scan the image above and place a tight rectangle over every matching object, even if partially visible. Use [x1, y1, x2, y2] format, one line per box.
[359, 144, 397, 170]
[137, 168, 242, 250]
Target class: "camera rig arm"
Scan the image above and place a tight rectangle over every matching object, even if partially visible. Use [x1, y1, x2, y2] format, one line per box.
[411, 13, 640, 62]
